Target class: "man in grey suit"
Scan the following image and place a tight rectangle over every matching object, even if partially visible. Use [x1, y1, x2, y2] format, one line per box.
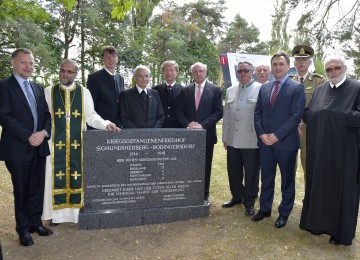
[222, 61, 261, 216]
[177, 62, 223, 204]
[121, 65, 165, 128]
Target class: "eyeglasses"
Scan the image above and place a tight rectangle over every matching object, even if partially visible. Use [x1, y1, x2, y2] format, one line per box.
[295, 57, 310, 61]
[325, 66, 344, 73]
[237, 69, 251, 74]
[60, 69, 77, 75]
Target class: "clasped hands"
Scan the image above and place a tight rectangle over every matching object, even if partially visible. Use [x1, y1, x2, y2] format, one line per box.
[187, 121, 203, 129]
[28, 130, 47, 147]
[259, 133, 278, 146]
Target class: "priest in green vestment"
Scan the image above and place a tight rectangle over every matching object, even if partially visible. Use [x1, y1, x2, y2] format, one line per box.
[42, 59, 120, 224]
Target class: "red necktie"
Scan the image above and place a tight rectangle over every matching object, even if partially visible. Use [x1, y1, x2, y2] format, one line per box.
[270, 81, 280, 106]
[195, 84, 202, 110]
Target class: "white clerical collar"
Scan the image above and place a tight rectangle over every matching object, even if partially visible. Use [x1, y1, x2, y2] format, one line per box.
[60, 82, 76, 91]
[330, 76, 346, 88]
[136, 85, 147, 94]
[104, 67, 116, 76]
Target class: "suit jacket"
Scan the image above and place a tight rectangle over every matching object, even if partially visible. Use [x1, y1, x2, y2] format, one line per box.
[254, 77, 305, 150]
[0, 74, 51, 161]
[87, 68, 124, 127]
[153, 82, 183, 128]
[222, 81, 261, 149]
[120, 87, 165, 128]
[177, 81, 223, 145]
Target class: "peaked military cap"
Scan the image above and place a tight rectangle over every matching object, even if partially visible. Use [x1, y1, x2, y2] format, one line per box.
[292, 45, 314, 58]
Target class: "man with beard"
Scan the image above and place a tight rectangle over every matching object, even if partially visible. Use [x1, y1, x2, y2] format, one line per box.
[300, 55, 360, 246]
[42, 59, 120, 225]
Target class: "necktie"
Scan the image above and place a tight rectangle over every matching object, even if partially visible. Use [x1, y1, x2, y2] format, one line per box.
[114, 75, 120, 97]
[270, 81, 280, 106]
[24, 81, 38, 132]
[141, 90, 148, 108]
[195, 84, 202, 110]
[300, 77, 304, 83]
[167, 85, 172, 91]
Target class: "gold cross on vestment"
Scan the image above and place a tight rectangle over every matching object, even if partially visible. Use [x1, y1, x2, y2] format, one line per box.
[72, 109, 81, 118]
[71, 140, 80, 150]
[71, 171, 81, 180]
[56, 170, 65, 180]
[55, 108, 65, 118]
[55, 140, 65, 149]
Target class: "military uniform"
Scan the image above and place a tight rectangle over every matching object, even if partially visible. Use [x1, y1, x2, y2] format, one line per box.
[291, 45, 326, 175]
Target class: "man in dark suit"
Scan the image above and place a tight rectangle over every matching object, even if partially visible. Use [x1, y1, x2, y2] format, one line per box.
[121, 65, 165, 128]
[252, 52, 305, 228]
[0, 48, 53, 246]
[153, 60, 183, 128]
[177, 62, 223, 204]
[87, 46, 124, 128]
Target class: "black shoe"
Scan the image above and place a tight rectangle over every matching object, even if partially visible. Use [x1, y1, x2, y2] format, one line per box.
[329, 236, 341, 245]
[251, 210, 271, 222]
[275, 215, 288, 228]
[29, 225, 53, 236]
[245, 205, 255, 216]
[19, 232, 34, 246]
[222, 198, 242, 208]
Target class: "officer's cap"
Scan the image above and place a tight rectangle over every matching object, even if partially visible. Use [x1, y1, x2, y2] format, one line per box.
[292, 45, 314, 58]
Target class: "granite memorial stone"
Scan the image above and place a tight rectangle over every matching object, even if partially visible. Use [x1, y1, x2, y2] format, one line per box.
[79, 129, 209, 229]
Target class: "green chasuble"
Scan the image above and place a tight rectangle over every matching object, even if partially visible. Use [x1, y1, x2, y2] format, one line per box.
[51, 83, 84, 209]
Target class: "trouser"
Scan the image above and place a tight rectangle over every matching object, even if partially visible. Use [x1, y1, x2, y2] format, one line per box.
[226, 146, 260, 206]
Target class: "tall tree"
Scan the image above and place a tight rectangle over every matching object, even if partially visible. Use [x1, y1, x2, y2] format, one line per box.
[147, 0, 226, 85]
[0, 0, 59, 82]
[290, 0, 360, 50]
[218, 14, 268, 54]
[270, 0, 291, 53]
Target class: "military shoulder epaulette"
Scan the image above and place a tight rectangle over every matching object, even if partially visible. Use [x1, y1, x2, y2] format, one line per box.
[313, 73, 324, 78]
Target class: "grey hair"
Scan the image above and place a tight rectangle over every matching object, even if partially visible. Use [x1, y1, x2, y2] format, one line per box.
[60, 59, 79, 71]
[323, 55, 346, 68]
[133, 65, 151, 77]
[238, 61, 255, 71]
[191, 62, 207, 71]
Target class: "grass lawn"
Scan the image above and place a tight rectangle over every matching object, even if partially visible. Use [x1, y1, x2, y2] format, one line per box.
[0, 123, 359, 259]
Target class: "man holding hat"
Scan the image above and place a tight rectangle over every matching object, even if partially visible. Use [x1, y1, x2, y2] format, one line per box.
[290, 44, 325, 177]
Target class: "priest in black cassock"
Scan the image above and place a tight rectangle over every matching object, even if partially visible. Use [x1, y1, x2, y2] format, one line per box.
[300, 55, 360, 246]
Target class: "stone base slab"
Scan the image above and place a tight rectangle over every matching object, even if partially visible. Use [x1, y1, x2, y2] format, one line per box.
[79, 203, 209, 230]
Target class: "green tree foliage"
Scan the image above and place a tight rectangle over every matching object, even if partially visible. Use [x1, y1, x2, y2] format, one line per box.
[270, 0, 291, 54]
[0, 0, 58, 81]
[218, 14, 265, 54]
[147, 0, 226, 86]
